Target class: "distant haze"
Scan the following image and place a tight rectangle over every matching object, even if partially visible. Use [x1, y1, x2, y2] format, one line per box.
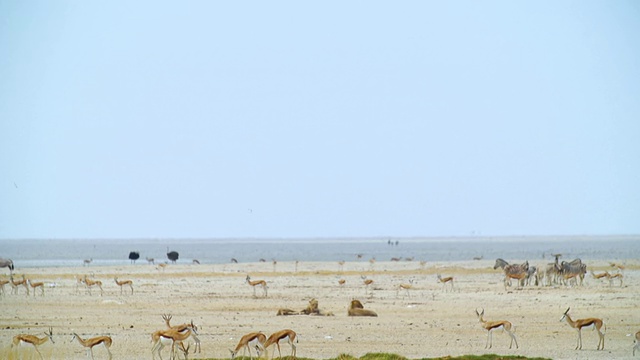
[1, 2, 639, 239]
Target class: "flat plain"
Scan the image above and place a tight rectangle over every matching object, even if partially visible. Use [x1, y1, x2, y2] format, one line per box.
[0, 259, 638, 359]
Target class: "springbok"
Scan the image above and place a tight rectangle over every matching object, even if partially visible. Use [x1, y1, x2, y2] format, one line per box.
[162, 314, 201, 354]
[560, 307, 605, 350]
[12, 327, 54, 360]
[475, 308, 518, 349]
[263, 329, 297, 359]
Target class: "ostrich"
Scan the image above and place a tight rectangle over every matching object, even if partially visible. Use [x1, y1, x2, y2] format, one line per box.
[167, 247, 179, 264]
[128, 251, 140, 264]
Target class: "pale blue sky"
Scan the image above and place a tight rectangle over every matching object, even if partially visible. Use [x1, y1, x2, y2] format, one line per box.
[1, 1, 639, 239]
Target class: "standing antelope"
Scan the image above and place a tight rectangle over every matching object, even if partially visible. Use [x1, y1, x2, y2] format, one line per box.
[114, 277, 134, 295]
[10, 274, 29, 295]
[152, 321, 197, 360]
[83, 275, 104, 296]
[437, 274, 454, 292]
[396, 279, 414, 298]
[264, 329, 297, 359]
[163, 314, 201, 354]
[230, 331, 267, 360]
[28, 279, 45, 296]
[246, 275, 268, 297]
[361, 275, 374, 296]
[560, 307, 605, 350]
[608, 272, 623, 287]
[12, 327, 54, 360]
[71, 332, 113, 360]
[475, 308, 518, 349]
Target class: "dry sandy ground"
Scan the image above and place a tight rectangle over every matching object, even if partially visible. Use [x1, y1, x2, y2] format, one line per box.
[1, 259, 638, 360]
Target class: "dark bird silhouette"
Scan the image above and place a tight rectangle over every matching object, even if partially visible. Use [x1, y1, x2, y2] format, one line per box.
[166, 247, 179, 263]
[128, 251, 140, 264]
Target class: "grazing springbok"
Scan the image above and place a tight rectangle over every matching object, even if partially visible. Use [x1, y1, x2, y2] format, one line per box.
[71, 332, 113, 360]
[178, 342, 191, 360]
[560, 307, 605, 350]
[263, 329, 297, 359]
[12, 327, 54, 360]
[0, 258, 14, 273]
[229, 331, 267, 360]
[475, 308, 518, 349]
[591, 270, 610, 284]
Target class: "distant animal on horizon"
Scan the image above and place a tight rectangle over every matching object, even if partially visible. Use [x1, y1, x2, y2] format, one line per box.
[0, 258, 14, 273]
[166, 247, 179, 263]
[146, 257, 155, 265]
[83, 258, 93, 266]
[128, 251, 140, 264]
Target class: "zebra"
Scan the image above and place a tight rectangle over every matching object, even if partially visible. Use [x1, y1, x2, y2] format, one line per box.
[494, 259, 529, 289]
[560, 260, 586, 286]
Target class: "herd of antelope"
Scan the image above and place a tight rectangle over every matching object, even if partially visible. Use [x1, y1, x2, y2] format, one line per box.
[9, 315, 297, 360]
[0, 273, 137, 298]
